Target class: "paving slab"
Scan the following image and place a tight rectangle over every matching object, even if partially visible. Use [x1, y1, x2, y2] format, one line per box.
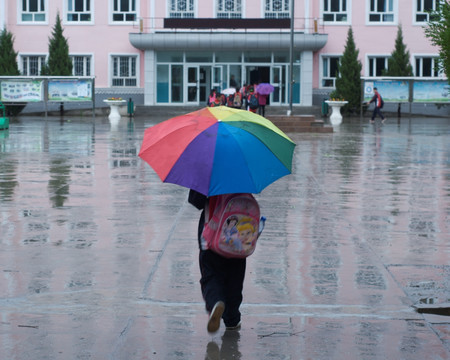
[0, 114, 449, 359]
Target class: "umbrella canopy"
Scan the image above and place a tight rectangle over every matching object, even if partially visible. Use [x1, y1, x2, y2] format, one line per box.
[256, 83, 275, 95]
[222, 88, 236, 95]
[139, 106, 296, 196]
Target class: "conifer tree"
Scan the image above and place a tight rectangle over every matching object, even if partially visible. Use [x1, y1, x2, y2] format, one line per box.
[44, 12, 72, 76]
[332, 27, 362, 114]
[0, 28, 24, 115]
[384, 25, 413, 76]
[424, 2, 450, 82]
[0, 28, 20, 76]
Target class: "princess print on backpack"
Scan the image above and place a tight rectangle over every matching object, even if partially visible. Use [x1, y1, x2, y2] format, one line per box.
[202, 193, 264, 258]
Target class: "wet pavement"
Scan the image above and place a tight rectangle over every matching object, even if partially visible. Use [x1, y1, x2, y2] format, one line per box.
[0, 112, 449, 359]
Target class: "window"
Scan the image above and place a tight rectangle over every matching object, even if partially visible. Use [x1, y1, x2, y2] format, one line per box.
[415, 56, 442, 77]
[322, 56, 341, 87]
[111, 56, 137, 87]
[265, 0, 290, 19]
[368, 56, 389, 76]
[169, 0, 194, 18]
[415, 0, 437, 22]
[217, 0, 242, 18]
[368, 0, 394, 23]
[112, 0, 136, 22]
[71, 55, 92, 76]
[21, 0, 46, 22]
[67, 0, 92, 22]
[21, 55, 46, 76]
[323, 0, 348, 22]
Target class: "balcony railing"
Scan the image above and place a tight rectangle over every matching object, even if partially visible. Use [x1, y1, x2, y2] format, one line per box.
[131, 17, 325, 34]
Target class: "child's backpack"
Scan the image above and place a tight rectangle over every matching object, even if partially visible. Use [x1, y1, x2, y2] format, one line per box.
[249, 93, 259, 109]
[202, 193, 264, 258]
[233, 93, 242, 108]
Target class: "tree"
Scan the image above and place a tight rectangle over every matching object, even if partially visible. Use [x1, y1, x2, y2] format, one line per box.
[424, 1, 450, 82]
[0, 28, 20, 76]
[0, 28, 25, 116]
[383, 25, 413, 117]
[331, 27, 362, 114]
[384, 25, 413, 77]
[44, 12, 72, 76]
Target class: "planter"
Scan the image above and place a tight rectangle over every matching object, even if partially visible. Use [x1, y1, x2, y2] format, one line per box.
[103, 99, 127, 121]
[325, 100, 348, 126]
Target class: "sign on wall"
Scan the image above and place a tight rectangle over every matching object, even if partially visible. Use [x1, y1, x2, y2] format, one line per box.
[0, 80, 44, 102]
[364, 79, 450, 103]
[413, 81, 450, 102]
[364, 80, 409, 103]
[48, 79, 93, 101]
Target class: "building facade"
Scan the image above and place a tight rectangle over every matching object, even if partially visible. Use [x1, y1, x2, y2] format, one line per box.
[0, 0, 442, 107]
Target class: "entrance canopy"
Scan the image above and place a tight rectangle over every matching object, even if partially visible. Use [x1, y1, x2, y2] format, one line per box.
[129, 32, 327, 52]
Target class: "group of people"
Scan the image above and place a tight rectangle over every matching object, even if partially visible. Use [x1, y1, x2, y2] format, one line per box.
[207, 84, 269, 117]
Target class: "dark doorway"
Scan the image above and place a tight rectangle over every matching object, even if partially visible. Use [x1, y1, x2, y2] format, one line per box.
[247, 66, 270, 85]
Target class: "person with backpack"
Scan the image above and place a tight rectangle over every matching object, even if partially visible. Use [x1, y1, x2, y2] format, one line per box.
[232, 88, 242, 109]
[207, 89, 217, 107]
[188, 189, 264, 333]
[226, 93, 235, 107]
[367, 87, 386, 123]
[247, 87, 259, 113]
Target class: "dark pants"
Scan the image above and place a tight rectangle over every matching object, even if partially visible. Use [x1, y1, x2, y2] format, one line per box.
[258, 105, 266, 117]
[371, 106, 385, 120]
[199, 249, 246, 327]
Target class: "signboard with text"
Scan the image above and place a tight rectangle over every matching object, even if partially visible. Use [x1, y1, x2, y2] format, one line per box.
[363, 78, 450, 103]
[413, 81, 450, 102]
[48, 79, 93, 101]
[364, 80, 409, 103]
[0, 80, 44, 102]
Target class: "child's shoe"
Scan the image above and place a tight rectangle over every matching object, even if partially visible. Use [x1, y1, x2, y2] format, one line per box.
[207, 301, 225, 333]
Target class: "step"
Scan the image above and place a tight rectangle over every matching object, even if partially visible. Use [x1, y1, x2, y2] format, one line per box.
[266, 114, 333, 133]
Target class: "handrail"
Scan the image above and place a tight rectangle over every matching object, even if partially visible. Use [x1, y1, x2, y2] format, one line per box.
[130, 17, 325, 34]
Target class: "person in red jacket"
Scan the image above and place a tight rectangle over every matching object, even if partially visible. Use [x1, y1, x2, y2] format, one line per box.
[367, 87, 386, 123]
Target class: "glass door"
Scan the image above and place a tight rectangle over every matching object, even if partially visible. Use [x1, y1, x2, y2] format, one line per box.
[212, 66, 223, 93]
[186, 66, 199, 104]
[271, 66, 282, 105]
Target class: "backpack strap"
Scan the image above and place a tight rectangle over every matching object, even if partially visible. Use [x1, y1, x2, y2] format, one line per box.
[205, 195, 220, 222]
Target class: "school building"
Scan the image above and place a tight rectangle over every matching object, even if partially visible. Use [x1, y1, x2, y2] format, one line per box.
[0, 0, 443, 108]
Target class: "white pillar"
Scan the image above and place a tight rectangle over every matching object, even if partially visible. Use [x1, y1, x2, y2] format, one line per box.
[144, 50, 156, 106]
[300, 51, 313, 106]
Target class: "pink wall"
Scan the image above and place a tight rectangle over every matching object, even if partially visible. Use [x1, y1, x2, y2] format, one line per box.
[3, 0, 441, 91]
[5, 2, 144, 88]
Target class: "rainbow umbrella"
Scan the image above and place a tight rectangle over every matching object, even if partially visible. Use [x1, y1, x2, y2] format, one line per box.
[138, 106, 296, 196]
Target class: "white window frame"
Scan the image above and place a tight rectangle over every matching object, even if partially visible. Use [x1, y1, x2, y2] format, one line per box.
[19, 54, 47, 76]
[321, 55, 342, 88]
[18, 0, 48, 23]
[264, 0, 290, 19]
[367, 0, 396, 24]
[110, 54, 139, 87]
[413, 0, 438, 24]
[111, 0, 137, 23]
[168, 0, 195, 18]
[414, 55, 444, 77]
[366, 55, 390, 77]
[322, 0, 350, 24]
[216, 0, 242, 19]
[70, 54, 93, 76]
[65, 0, 93, 24]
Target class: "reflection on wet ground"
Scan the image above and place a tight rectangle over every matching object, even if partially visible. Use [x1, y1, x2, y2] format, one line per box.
[0, 114, 449, 359]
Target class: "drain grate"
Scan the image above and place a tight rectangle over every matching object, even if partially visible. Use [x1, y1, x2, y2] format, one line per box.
[415, 304, 450, 317]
